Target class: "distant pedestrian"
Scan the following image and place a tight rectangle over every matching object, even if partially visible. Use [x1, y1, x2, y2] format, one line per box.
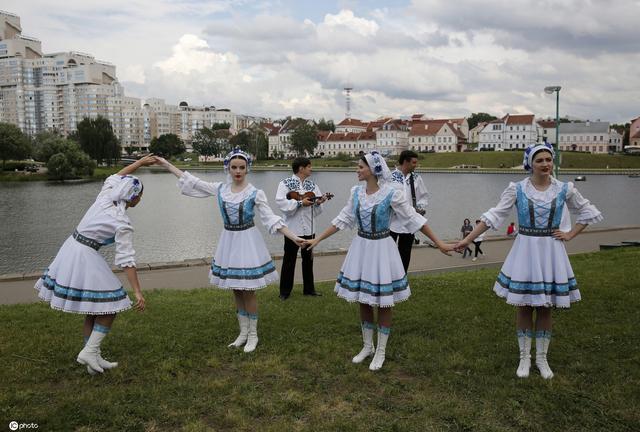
[34, 155, 156, 375]
[455, 142, 603, 379]
[507, 222, 516, 237]
[472, 219, 485, 262]
[460, 218, 473, 258]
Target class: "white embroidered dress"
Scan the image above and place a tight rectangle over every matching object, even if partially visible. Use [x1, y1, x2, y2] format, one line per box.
[332, 184, 427, 307]
[178, 172, 285, 290]
[34, 175, 136, 314]
[482, 178, 603, 308]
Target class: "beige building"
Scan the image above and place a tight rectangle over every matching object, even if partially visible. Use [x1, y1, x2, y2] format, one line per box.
[629, 117, 640, 147]
[558, 121, 611, 154]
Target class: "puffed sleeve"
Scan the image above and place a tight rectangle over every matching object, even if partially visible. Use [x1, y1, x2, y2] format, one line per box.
[275, 180, 299, 215]
[114, 223, 136, 268]
[415, 175, 429, 211]
[481, 182, 517, 230]
[565, 182, 603, 225]
[390, 188, 427, 233]
[96, 174, 121, 201]
[313, 184, 325, 216]
[331, 186, 359, 230]
[178, 171, 221, 198]
[255, 189, 286, 234]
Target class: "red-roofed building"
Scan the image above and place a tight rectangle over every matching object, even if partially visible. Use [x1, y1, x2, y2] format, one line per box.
[267, 118, 316, 158]
[376, 119, 410, 155]
[315, 131, 377, 157]
[408, 120, 468, 152]
[479, 114, 541, 150]
[335, 118, 367, 133]
[537, 119, 558, 144]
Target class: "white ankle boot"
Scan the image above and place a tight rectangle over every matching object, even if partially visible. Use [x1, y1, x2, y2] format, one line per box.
[243, 317, 259, 353]
[77, 330, 107, 373]
[516, 331, 532, 378]
[369, 327, 390, 371]
[352, 323, 375, 364]
[535, 332, 554, 379]
[228, 313, 250, 348]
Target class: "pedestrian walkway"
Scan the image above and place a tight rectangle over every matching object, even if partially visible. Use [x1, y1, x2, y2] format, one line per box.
[2, 226, 638, 305]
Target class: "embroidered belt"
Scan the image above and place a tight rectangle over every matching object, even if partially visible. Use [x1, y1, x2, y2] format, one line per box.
[518, 226, 557, 237]
[224, 221, 255, 231]
[72, 230, 104, 250]
[358, 229, 390, 240]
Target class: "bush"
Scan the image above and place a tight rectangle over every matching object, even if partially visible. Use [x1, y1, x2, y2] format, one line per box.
[46, 144, 95, 180]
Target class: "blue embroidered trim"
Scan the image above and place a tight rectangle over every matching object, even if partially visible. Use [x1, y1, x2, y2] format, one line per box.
[496, 272, 578, 296]
[534, 330, 552, 339]
[362, 321, 376, 330]
[391, 170, 404, 184]
[210, 260, 276, 280]
[217, 185, 258, 227]
[40, 273, 128, 303]
[336, 272, 409, 297]
[93, 324, 111, 334]
[517, 329, 534, 338]
[378, 325, 391, 335]
[237, 309, 248, 316]
[247, 312, 258, 320]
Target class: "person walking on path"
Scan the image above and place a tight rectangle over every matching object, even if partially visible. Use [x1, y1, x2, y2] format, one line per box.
[303, 151, 453, 371]
[455, 142, 603, 379]
[460, 218, 474, 258]
[389, 150, 429, 272]
[156, 149, 303, 353]
[275, 157, 329, 299]
[472, 219, 485, 262]
[34, 155, 155, 375]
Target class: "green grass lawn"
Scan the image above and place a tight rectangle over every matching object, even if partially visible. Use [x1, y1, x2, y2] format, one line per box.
[1, 249, 639, 431]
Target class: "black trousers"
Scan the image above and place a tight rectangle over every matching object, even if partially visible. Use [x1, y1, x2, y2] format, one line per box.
[473, 241, 483, 257]
[390, 231, 414, 273]
[280, 234, 315, 296]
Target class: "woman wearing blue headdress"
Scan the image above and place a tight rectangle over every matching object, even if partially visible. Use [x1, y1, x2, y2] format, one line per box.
[157, 149, 303, 353]
[34, 155, 156, 375]
[455, 142, 602, 379]
[303, 151, 453, 371]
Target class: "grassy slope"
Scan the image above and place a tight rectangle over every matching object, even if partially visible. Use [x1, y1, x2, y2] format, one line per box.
[1, 248, 638, 431]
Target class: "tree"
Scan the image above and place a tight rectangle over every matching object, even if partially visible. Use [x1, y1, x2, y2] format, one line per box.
[211, 122, 231, 131]
[468, 113, 498, 130]
[612, 123, 631, 148]
[0, 122, 32, 170]
[46, 141, 95, 180]
[76, 116, 121, 166]
[33, 131, 69, 162]
[149, 133, 186, 158]
[317, 118, 336, 132]
[229, 130, 250, 150]
[290, 123, 318, 156]
[192, 127, 229, 157]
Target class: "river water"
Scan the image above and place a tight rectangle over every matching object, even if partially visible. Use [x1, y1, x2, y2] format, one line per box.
[1, 170, 638, 274]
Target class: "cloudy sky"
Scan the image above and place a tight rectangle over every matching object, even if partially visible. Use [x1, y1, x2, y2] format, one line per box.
[4, 0, 639, 123]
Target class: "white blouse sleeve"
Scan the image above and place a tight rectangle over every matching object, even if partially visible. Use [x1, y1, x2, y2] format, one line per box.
[331, 186, 359, 230]
[390, 188, 427, 233]
[255, 189, 286, 234]
[481, 182, 517, 230]
[96, 174, 121, 201]
[565, 182, 603, 225]
[275, 181, 299, 215]
[415, 175, 429, 211]
[178, 171, 222, 198]
[114, 223, 136, 268]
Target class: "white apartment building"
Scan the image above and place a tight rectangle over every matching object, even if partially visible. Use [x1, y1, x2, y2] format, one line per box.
[409, 120, 467, 152]
[557, 121, 612, 154]
[609, 129, 623, 152]
[376, 119, 409, 155]
[316, 131, 376, 157]
[335, 118, 367, 133]
[537, 120, 557, 144]
[478, 114, 541, 150]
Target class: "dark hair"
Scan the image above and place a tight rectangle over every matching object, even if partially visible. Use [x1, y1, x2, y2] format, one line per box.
[228, 155, 248, 167]
[398, 150, 419, 165]
[292, 157, 311, 173]
[464, 218, 471, 224]
[360, 155, 369, 166]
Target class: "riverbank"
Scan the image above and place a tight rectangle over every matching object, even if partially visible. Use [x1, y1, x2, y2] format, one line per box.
[2, 226, 638, 305]
[1, 247, 638, 430]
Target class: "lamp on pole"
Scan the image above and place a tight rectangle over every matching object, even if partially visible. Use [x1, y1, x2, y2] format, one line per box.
[544, 86, 562, 177]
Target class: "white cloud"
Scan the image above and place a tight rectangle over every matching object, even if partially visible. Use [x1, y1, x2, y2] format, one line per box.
[322, 9, 379, 37]
[120, 64, 146, 84]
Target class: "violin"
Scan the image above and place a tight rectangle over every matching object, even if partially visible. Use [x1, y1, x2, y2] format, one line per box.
[286, 191, 334, 203]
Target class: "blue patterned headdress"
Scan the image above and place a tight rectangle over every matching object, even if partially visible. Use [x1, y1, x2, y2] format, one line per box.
[363, 151, 392, 183]
[223, 147, 253, 173]
[523, 142, 555, 172]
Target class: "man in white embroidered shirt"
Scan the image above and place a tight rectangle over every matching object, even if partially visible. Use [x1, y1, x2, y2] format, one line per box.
[390, 150, 429, 272]
[275, 157, 328, 300]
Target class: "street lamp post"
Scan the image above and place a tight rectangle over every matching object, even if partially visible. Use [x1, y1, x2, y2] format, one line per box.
[544, 86, 562, 177]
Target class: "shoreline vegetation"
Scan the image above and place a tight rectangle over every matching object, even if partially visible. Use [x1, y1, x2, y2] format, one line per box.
[2, 152, 640, 182]
[1, 248, 638, 430]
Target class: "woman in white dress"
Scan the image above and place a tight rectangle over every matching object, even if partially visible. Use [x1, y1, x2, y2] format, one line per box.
[35, 155, 154, 375]
[455, 143, 603, 379]
[303, 151, 453, 371]
[157, 149, 303, 353]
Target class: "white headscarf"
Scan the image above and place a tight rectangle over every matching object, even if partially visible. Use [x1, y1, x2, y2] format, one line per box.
[107, 175, 143, 216]
[523, 142, 555, 172]
[363, 151, 392, 185]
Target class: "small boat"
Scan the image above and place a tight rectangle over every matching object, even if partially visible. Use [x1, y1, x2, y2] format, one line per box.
[574, 175, 587, 181]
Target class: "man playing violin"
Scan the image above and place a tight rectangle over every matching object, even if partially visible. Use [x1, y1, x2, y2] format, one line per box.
[275, 157, 330, 299]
